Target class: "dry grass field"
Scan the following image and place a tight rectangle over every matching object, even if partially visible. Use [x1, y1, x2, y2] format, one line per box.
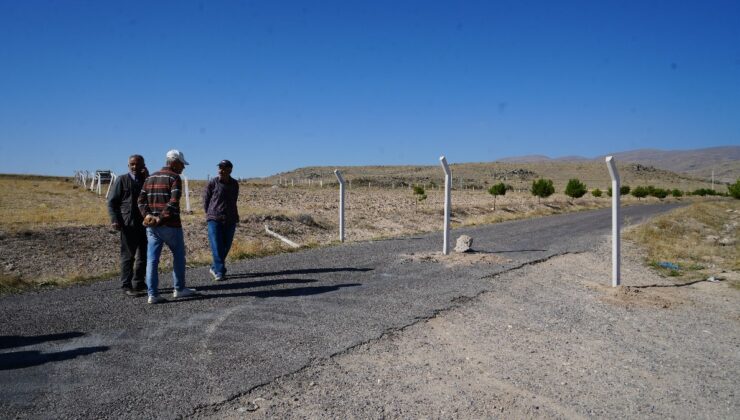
[625, 200, 740, 287]
[0, 164, 733, 293]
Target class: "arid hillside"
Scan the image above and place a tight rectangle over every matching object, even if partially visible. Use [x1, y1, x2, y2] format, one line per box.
[256, 160, 722, 192]
[499, 146, 740, 183]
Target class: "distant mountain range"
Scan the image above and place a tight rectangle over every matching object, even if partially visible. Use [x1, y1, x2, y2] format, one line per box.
[498, 146, 740, 183]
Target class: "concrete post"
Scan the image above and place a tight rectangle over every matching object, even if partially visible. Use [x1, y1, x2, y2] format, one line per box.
[334, 170, 345, 242]
[606, 156, 621, 287]
[182, 175, 191, 213]
[440, 156, 451, 255]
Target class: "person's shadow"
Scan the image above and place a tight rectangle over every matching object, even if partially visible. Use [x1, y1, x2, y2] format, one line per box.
[0, 332, 108, 371]
[194, 282, 362, 300]
[224, 267, 373, 280]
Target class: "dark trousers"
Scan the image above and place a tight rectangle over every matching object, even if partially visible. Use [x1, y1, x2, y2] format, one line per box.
[120, 225, 147, 289]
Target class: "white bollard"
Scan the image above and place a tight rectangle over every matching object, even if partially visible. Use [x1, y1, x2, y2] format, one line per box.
[440, 156, 451, 255]
[183, 175, 191, 213]
[334, 170, 345, 242]
[106, 173, 117, 199]
[606, 156, 621, 287]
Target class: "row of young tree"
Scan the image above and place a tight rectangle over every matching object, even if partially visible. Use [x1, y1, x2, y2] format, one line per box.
[486, 178, 740, 208]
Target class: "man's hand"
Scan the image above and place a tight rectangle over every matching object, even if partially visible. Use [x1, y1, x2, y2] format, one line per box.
[111, 222, 121, 231]
[143, 214, 160, 227]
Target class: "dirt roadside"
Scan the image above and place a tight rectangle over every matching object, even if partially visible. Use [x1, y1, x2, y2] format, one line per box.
[193, 239, 739, 419]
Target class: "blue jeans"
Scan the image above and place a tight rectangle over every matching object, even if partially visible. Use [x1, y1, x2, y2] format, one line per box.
[207, 220, 237, 276]
[146, 226, 186, 297]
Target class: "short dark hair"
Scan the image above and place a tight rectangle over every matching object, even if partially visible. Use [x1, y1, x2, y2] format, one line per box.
[129, 154, 144, 162]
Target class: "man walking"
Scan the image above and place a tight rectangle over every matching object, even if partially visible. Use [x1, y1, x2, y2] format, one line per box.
[107, 154, 148, 296]
[138, 149, 198, 304]
[203, 159, 240, 281]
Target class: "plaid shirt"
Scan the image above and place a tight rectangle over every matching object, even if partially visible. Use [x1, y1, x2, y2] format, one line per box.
[137, 167, 183, 228]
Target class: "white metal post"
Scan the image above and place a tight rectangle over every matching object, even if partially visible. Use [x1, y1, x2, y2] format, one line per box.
[440, 156, 451, 255]
[606, 156, 621, 287]
[334, 170, 345, 242]
[183, 175, 191, 213]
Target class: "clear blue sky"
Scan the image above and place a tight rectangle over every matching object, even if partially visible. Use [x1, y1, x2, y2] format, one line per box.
[1, 0, 738, 179]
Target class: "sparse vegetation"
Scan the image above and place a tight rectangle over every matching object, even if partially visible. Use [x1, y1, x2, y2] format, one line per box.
[626, 200, 739, 284]
[412, 185, 427, 202]
[671, 189, 683, 198]
[0, 165, 726, 292]
[591, 188, 602, 198]
[0, 175, 109, 231]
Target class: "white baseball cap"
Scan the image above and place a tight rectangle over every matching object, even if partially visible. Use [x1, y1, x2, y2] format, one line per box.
[166, 149, 189, 165]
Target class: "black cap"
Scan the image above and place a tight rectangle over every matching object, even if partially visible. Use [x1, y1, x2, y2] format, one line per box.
[218, 159, 233, 168]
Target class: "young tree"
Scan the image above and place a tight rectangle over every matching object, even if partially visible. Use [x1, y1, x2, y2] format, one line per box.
[531, 178, 555, 203]
[631, 186, 649, 200]
[565, 178, 587, 200]
[620, 185, 631, 195]
[591, 188, 602, 198]
[412, 185, 427, 213]
[651, 188, 668, 199]
[413, 185, 427, 202]
[488, 182, 507, 210]
[728, 178, 740, 199]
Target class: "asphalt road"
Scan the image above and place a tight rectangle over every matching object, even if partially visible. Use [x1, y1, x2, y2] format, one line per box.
[0, 203, 681, 419]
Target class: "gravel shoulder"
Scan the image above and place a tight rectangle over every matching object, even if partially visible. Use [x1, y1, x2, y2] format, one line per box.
[195, 239, 739, 419]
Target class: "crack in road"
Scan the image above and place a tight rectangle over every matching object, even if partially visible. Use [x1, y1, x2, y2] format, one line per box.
[187, 250, 581, 417]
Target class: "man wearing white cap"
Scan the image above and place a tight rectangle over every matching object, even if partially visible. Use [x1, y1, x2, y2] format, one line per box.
[137, 149, 199, 304]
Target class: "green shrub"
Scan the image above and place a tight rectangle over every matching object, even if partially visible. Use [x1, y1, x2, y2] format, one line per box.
[488, 182, 507, 210]
[692, 188, 718, 196]
[651, 188, 668, 199]
[631, 186, 649, 200]
[671, 189, 683, 198]
[728, 179, 740, 199]
[413, 185, 427, 202]
[565, 178, 587, 199]
[620, 185, 631, 195]
[531, 179, 555, 203]
[592, 188, 602, 198]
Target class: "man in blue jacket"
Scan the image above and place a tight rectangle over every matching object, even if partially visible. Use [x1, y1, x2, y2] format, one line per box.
[107, 154, 148, 296]
[203, 159, 240, 281]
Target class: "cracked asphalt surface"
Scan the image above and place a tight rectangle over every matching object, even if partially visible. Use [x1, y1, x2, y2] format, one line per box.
[0, 203, 682, 419]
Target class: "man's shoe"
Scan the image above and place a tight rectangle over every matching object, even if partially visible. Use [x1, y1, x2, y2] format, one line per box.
[209, 268, 219, 281]
[148, 295, 165, 304]
[125, 289, 144, 297]
[173, 287, 198, 298]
